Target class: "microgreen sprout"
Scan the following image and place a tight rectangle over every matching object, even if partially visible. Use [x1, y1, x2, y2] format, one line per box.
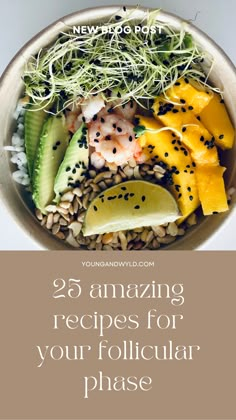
[23, 9, 212, 112]
[134, 125, 183, 140]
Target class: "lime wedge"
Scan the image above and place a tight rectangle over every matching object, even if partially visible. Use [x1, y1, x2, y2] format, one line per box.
[82, 180, 180, 236]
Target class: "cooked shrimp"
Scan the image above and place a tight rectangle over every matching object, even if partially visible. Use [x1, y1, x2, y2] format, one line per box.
[88, 113, 142, 167]
[112, 100, 137, 120]
[81, 94, 105, 122]
[65, 111, 83, 133]
[90, 152, 106, 169]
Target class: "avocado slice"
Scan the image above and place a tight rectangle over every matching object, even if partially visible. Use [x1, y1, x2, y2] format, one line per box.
[24, 104, 49, 179]
[54, 123, 89, 202]
[32, 115, 70, 214]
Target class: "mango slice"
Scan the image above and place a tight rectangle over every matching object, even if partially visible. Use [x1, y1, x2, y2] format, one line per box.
[199, 93, 235, 149]
[165, 78, 212, 114]
[195, 165, 228, 215]
[153, 97, 219, 165]
[136, 116, 200, 221]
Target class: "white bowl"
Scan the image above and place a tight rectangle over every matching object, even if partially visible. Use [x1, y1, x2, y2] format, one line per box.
[0, 6, 235, 250]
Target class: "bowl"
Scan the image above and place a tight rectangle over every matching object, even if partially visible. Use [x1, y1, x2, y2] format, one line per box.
[0, 5, 236, 250]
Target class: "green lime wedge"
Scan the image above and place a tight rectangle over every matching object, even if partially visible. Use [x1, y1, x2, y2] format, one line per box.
[82, 180, 180, 236]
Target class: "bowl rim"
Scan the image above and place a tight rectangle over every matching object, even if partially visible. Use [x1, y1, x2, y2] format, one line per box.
[0, 5, 236, 251]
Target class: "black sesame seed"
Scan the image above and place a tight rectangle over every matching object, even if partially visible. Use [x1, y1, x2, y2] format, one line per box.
[197, 116, 201, 121]
[105, 135, 111, 140]
[56, 141, 61, 146]
[192, 162, 196, 167]
[188, 106, 194, 110]
[172, 109, 179, 113]
[172, 140, 176, 144]
[220, 99, 224, 104]
[178, 193, 182, 199]
[189, 195, 193, 201]
[94, 205, 98, 211]
[184, 170, 188, 173]
[184, 151, 188, 156]
[186, 165, 190, 168]
[115, 15, 122, 20]
[130, 193, 135, 197]
[182, 107, 186, 113]
[121, 187, 127, 191]
[113, 148, 117, 154]
[82, 116, 86, 123]
[75, 163, 80, 169]
[175, 82, 181, 86]
[187, 187, 191, 192]
[142, 195, 146, 202]
[101, 117, 105, 123]
[129, 136, 133, 142]
[180, 99, 186, 104]
[113, 123, 117, 129]
[117, 127, 122, 133]
[213, 211, 218, 214]
[92, 114, 98, 121]
[66, 167, 71, 172]
[219, 134, 224, 139]
[200, 136, 204, 142]
[134, 205, 140, 210]
[174, 147, 179, 151]
[53, 146, 57, 151]
[94, 139, 99, 143]
[184, 78, 189, 84]
[182, 127, 187, 132]
[72, 168, 76, 174]
[190, 170, 194, 174]
[164, 152, 169, 157]
[175, 170, 180, 175]
[118, 194, 123, 199]
[96, 132, 100, 137]
[124, 193, 129, 201]
[172, 133, 176, 137]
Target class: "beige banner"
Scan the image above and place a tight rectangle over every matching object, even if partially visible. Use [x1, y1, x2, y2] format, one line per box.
[0, 251, 235, 420]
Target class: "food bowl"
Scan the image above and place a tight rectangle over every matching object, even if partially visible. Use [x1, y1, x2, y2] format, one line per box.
[0, 5, 236, 250]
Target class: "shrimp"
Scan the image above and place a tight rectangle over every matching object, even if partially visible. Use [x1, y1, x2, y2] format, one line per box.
[65, 111, 83, 133]
[88, 113, 142, 168]
[66, 94, 105, 132]
[112, 100, 137, 121]
[81, 94, 105, 122]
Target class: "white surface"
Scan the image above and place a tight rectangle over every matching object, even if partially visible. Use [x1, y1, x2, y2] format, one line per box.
[0, 0, 235, 250]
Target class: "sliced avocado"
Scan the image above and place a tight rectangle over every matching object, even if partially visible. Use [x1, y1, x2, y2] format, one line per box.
[54, 123, 89, 202]
[32, 115, 70, 214]
[24, 104, 49, 178]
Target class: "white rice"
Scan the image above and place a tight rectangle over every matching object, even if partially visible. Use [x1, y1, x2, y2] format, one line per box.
[4, 102, 30, 187]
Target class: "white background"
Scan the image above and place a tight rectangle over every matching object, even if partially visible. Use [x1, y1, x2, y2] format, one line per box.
[0, 0, 235, 250]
